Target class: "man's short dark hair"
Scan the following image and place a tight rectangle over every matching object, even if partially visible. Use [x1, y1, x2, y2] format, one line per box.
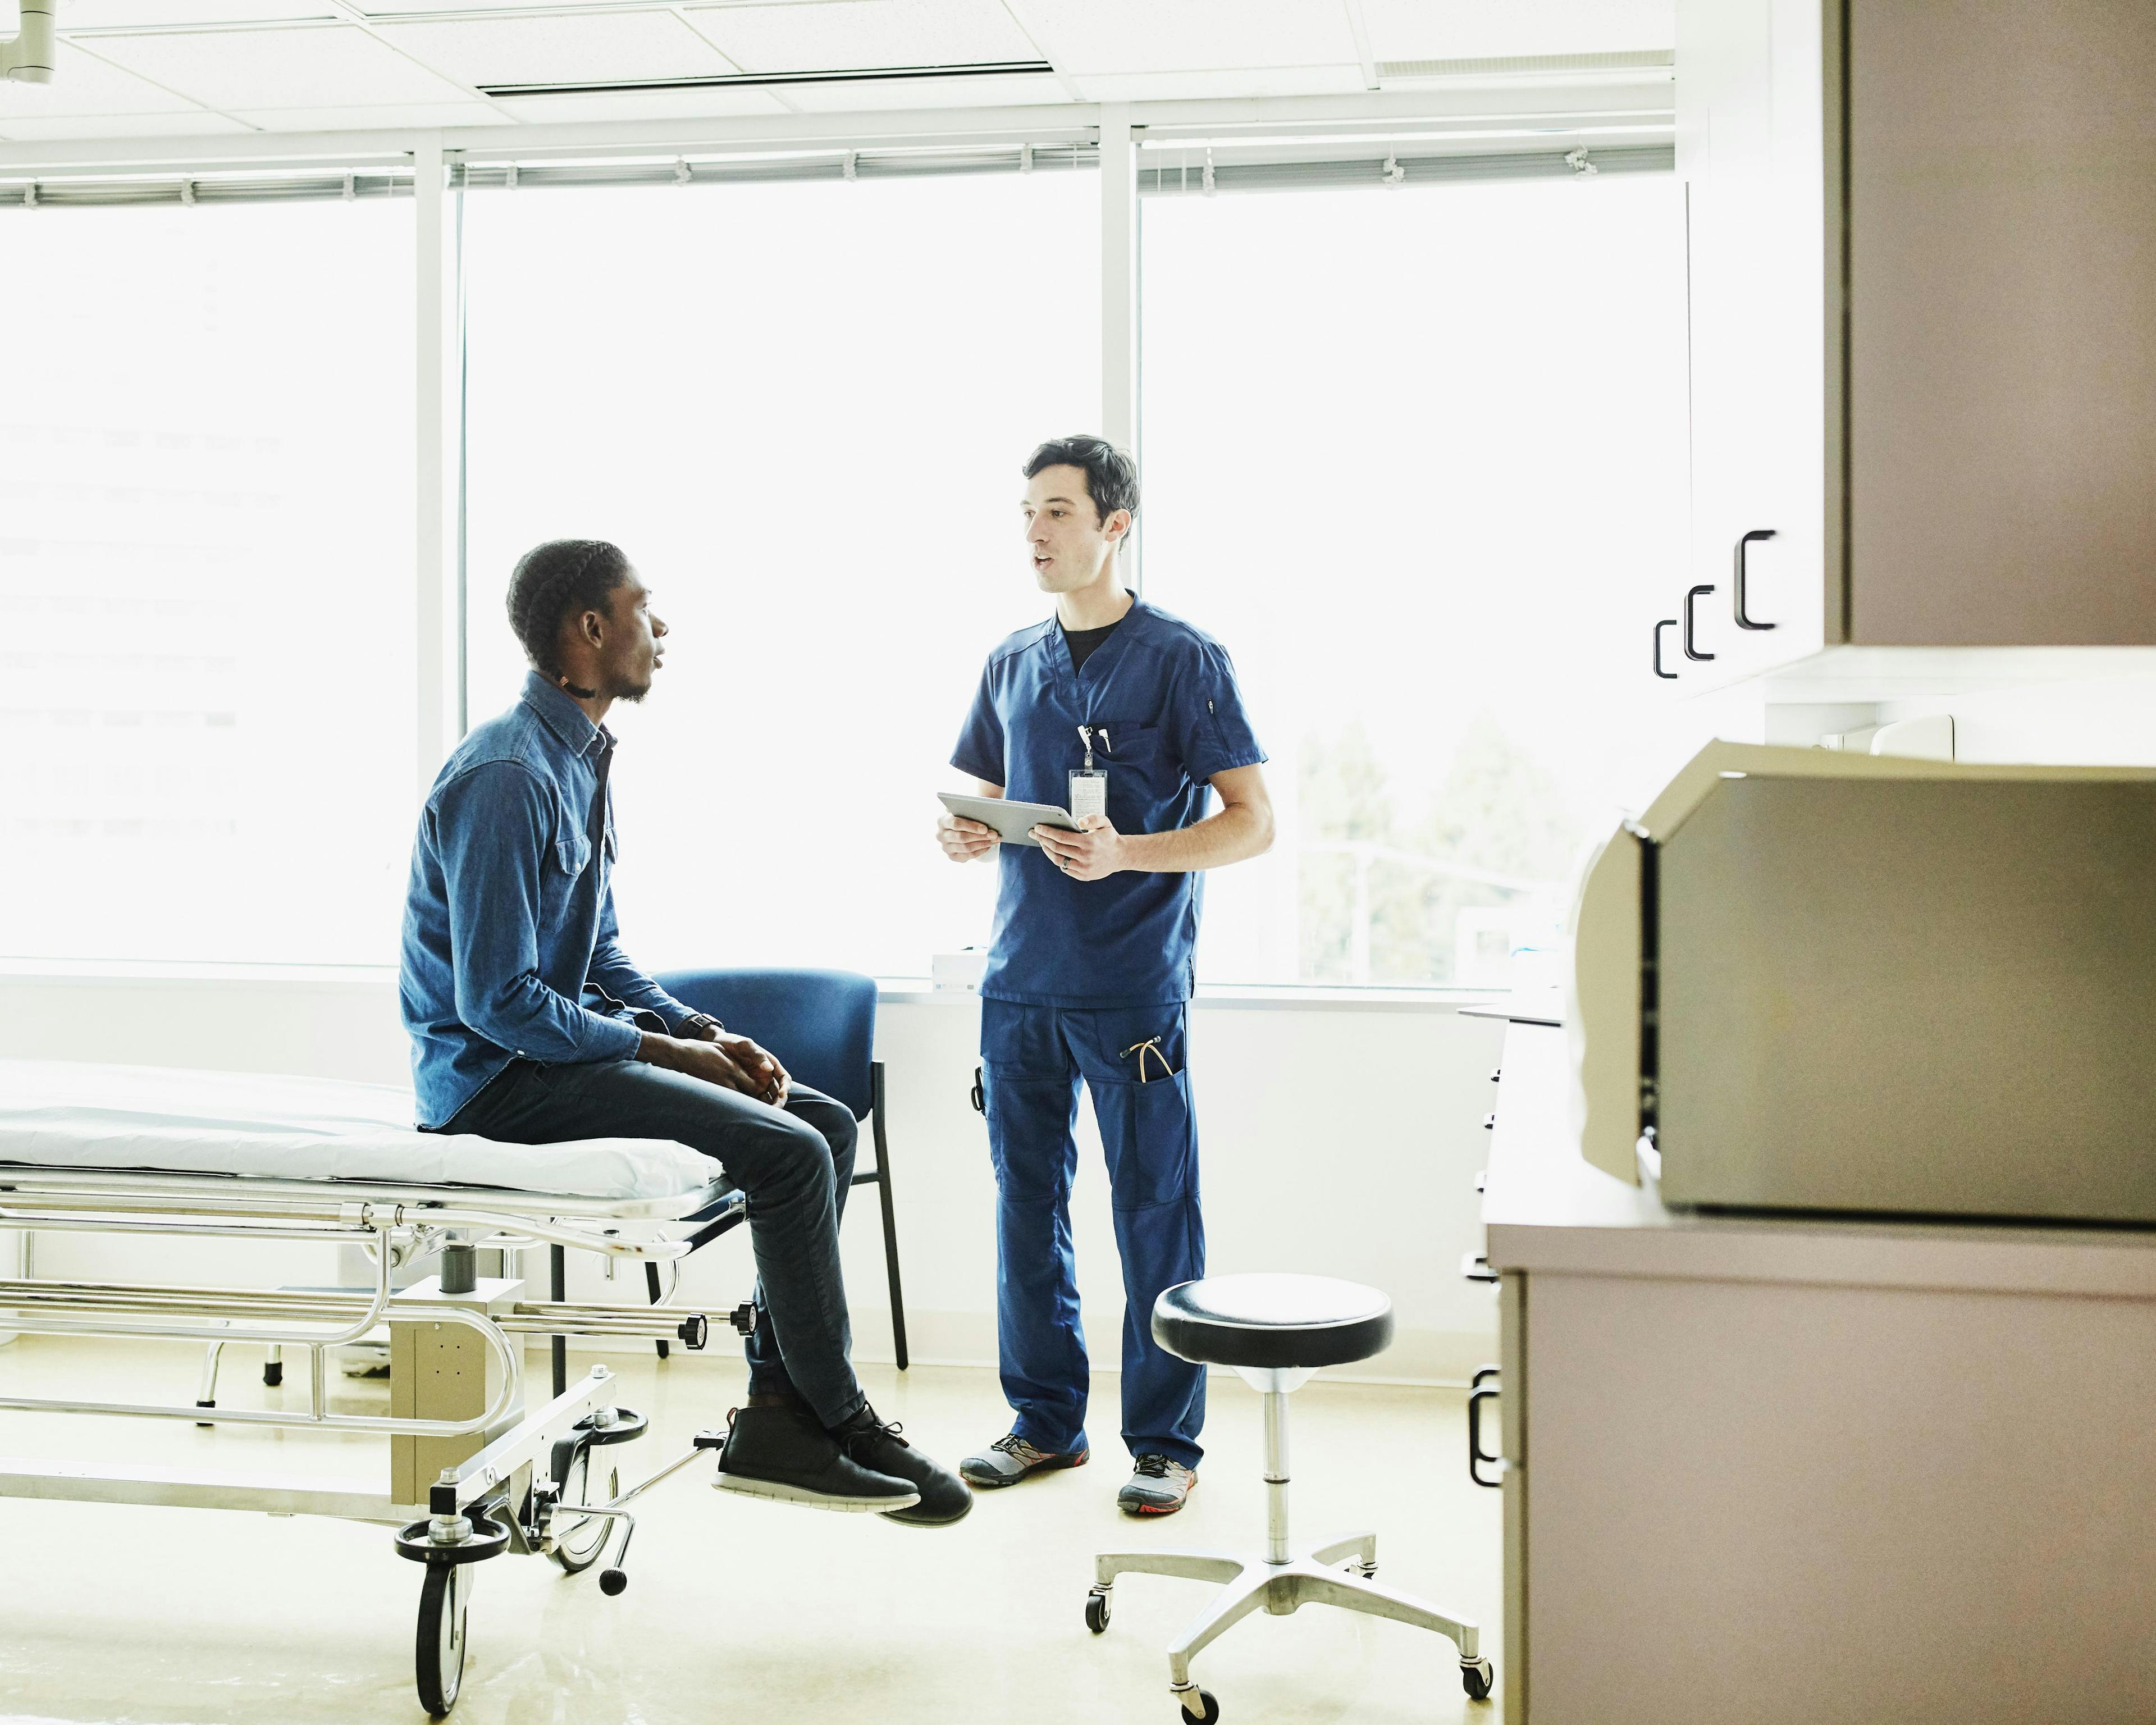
[506, 540, 632, 682]
[1024, 435, 1139, 528]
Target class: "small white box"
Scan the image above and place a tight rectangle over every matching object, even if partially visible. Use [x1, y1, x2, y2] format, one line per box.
[931, 948, 989, 993]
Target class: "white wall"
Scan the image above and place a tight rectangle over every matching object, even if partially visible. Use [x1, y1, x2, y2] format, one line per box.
[0, 971, 1505, 1385]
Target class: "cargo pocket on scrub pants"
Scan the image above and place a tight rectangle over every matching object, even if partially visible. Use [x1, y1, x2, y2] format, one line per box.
[1095, 1018, 1197, 1213]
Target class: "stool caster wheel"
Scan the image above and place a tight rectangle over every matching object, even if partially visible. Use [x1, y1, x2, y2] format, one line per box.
[1354, 1559, 1377, 1579]
[1172, 1687, 1219, 1724]
[1084, 1590, 1111, 1634]
[263, 1362, 284, 1388]
[1461, 1656, 1494, 1701]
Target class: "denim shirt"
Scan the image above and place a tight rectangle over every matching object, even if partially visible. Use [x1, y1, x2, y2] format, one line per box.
[400, 671, 695, 1128]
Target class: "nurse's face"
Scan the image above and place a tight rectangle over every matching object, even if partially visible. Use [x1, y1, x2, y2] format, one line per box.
[1022, 464, 1126, 594]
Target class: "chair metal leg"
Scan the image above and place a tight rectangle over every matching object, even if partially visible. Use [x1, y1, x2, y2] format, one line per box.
[1309, 1529, 1377, 1571]
[1283, 1567, 1479, 1659]
[1165, 1568, 1273, 1691]
[869, 1064, 908, 1371]
[550, 1244, 567, 1399]
[646, 1261, 668, 1361]
[1094, 1550, 1248, 1589]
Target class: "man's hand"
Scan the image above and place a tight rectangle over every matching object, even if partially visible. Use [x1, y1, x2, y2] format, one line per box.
[717, 1033, 789, 1106]
[640, 1032, 763, 1096]
[937, 810, 999, 862]
[1033, 814, 1127, 882]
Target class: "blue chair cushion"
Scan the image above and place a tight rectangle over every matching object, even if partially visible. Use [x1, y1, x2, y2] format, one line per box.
[651, 968, 878, 1121]
[1152, 1273, 1394, 1370]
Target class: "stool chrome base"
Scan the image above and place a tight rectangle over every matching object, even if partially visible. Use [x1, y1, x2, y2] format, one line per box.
[1090, 1532, 1492, 1717]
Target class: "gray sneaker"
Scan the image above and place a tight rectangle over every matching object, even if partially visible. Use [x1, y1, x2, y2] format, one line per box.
[1117, 1453, 1196, 1516]
[958, 1432, 1090, 1489]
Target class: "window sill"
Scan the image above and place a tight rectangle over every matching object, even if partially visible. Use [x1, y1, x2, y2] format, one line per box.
[0, 959, 1504, 1016]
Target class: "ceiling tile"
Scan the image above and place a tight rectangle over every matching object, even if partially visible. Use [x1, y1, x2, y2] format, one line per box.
[684, 0, 1042, 75]
[229, 98, 513, 126]
[1072, 63, 1364, 101]
[0, 109, 252, 138]
[1360, 0, 1674, 62]
[483, 84, 791, 121]
[0, 39, 208, 115]
[776, 70, 1070, 109]
[88, 23, 479, 108]
[56, 0, 333, 25]
[1012, 0, 1358, 75]
[376, 12, 741, 87]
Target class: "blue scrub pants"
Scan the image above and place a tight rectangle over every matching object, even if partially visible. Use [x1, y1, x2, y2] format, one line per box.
[980, 997, 1206, 1470]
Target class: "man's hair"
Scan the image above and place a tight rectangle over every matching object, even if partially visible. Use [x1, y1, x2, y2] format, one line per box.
[1024, 435, 1139, 531]
[506, 540, 632, 682]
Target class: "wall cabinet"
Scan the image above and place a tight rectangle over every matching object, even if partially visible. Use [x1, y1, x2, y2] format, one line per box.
[1658, 0, 2156, 693]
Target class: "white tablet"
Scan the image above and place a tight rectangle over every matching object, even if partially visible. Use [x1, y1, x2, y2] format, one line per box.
[939, 792, 1084, 849]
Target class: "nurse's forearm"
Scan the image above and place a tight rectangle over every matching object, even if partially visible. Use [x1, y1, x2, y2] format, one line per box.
[1121, 800, 1273, 873]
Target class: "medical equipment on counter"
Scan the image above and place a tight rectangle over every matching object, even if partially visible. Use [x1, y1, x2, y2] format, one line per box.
[0, 1058, 755, 1716]
[1571, 742, 2156, 1222]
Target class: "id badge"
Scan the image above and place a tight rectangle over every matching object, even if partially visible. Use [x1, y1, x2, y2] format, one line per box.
[1068, 768, 1108, 821]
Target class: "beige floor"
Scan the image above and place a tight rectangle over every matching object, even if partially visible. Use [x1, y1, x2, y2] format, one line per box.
[0, 1337, 1502, 1724]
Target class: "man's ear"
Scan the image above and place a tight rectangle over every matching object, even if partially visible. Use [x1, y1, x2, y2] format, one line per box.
[1104, 508, 1132, 545]
[575, 607, 606, 647]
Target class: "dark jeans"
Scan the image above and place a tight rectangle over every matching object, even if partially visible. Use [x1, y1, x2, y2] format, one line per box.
[447, 1057, 864, 1429]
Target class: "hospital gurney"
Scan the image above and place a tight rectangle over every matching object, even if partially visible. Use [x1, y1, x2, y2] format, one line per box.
[0, 1058, 755, 1716]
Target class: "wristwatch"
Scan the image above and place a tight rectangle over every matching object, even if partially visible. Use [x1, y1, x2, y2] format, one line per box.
[677, 1011, 724, 1040]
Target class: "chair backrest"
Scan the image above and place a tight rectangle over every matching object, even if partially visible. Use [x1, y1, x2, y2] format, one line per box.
[652, 968, 878, 1121]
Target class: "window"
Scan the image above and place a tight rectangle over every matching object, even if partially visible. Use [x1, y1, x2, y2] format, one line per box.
[1, 200, 415, 966]
[462, 170, 1099, 978]
[1140, 176, 1691, 987]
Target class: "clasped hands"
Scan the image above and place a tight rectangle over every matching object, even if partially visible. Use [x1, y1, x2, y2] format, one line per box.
[642, 1017, 790, 1106]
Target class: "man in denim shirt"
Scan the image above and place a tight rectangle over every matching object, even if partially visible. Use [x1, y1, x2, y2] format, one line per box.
[401, 539, 966, 1525]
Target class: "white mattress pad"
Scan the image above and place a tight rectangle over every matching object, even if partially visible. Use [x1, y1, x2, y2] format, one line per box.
[0, 1060, 723, 1202]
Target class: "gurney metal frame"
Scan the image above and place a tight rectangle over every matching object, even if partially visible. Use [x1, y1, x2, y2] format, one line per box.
[0, 1161, 749, 1715]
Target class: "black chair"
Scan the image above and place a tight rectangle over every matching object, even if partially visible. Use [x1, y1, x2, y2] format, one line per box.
[646, 968, 907, 1372]
[1088, 1272, 1492, 1721]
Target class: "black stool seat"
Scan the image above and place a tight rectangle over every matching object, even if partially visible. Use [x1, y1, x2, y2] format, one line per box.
[1152, 1274, 1394, 1370]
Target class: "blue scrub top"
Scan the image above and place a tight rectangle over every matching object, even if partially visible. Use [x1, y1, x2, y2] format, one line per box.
[951, 595, 1266, 1009]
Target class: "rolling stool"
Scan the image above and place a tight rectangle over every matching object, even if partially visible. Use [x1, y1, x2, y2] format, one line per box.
[1089, 1274, 1492, 1721]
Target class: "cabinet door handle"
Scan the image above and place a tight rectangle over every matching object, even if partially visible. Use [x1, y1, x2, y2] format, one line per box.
[1653, 618, 1678, 679]
[1683, 584, 1716, 660]
[1467, 1375, 1504, 1487]
[1734, 530, 1778, 631]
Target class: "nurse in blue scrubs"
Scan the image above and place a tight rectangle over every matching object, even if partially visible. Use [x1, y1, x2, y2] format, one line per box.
[936, 435, 1275, 1517]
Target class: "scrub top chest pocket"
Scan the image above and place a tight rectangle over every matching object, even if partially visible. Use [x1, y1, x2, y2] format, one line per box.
[1088, 722, 1175, 826]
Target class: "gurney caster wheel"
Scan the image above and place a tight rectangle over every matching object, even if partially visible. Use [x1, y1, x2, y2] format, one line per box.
[1461, 1656, 1494, 1701]
[1084, 1590, 1111, 1634]
[1173, 1688, 1219, 1724]
[415, 1559, 471, 1717]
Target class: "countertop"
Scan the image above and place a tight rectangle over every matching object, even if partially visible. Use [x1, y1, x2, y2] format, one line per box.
[1483, 1020, 2156, 1300]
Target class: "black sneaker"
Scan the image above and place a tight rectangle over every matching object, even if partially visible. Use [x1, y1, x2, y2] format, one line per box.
[959, 1432, 1090, 1489]
[712, 1400, 921, 1514]
[832, 1405, 972, 1526]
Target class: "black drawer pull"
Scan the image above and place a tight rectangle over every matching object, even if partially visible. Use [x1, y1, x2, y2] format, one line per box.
[1467, 1370, 1503, 1488]
[1482, 1111, 1497, 1131]
[1683, 584, 1716, 660]
[1734, 529, 1778, 630]
[1652, 618, 1678, 679]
